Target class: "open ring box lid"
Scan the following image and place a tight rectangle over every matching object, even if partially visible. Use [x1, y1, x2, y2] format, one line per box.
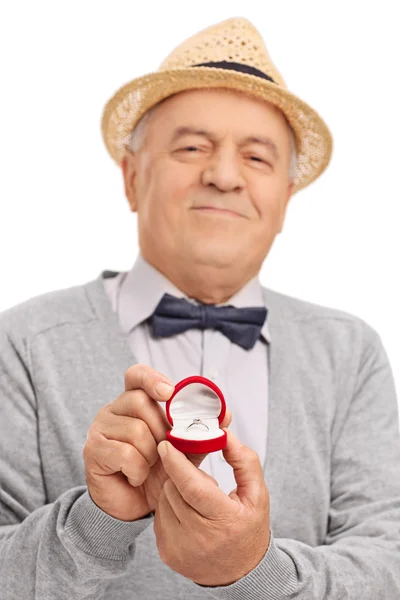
[166, 376, 227, 454]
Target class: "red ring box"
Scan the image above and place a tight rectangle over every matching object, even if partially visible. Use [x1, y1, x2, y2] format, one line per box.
[166, 375, 227, 454]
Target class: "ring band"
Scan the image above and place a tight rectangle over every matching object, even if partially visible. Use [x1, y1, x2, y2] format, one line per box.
[186, 418, 209, 432]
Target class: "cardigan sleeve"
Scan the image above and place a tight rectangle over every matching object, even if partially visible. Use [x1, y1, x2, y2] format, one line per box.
[0, 312, 153, 600]
[198, 320, 400, 599]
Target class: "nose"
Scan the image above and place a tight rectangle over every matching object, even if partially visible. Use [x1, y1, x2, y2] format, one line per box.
[201, 148, 246, 193]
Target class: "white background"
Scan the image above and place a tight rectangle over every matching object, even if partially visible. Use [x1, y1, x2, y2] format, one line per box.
[1, 2, 399, 411]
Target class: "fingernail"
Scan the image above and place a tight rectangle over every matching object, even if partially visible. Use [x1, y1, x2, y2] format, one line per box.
[155, 382, 174, 398]
[158, 441, 168, 459]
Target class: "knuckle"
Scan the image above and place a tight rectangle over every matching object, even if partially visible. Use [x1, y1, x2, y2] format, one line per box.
[125, 363, 141, 377]
[117, 443, 137, 467]
[124, 364, 137, 388]
[127, 463, 150, 486]
[247, 447, 260, 463]
[124, 366, 134, 388]
[125, 363, 151, 389]
[132, 418, 149, 442]
[99, 399, 120, 420]
[163, 478, 175, 496]
[83, 432, 107, 471]
[108, 444, 147, 484]
[99, 440, 130, 473]
[132, 389, 149, 411]
[92, 404, 109, 422]
[140, 368, 151, 389]
[82, 428, 96, 458]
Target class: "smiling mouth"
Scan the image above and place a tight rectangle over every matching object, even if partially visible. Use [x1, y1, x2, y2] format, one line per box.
[193, 206, 244, 218]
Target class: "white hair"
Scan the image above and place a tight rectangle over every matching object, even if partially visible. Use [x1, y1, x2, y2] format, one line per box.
[129, 101, 298, 182]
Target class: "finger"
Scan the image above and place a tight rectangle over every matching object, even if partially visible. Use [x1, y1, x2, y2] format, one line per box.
[221, 428, 266, 505]
[97, 413, 158, 466]
[86, 431, 150, 486]
[162, 478, 196, 524]
[198, 469, 219, 487]
[162, 469, 220, 521]
[109, 389, 171, 444]
[184, 450, 208, 469]
[157, 482, 181, 526]
[124, 363, 175, 401]
[157, 441, 232, 518]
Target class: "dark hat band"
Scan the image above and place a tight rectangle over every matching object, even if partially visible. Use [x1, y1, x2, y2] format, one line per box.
[192, 60, 276, 83]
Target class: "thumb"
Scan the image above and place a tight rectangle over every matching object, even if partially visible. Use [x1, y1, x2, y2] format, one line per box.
[220, 407, 232, 430]
[222, 428, 265, 504]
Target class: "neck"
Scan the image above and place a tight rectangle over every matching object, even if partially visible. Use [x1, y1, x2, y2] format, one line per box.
[143, 254, 260, 304]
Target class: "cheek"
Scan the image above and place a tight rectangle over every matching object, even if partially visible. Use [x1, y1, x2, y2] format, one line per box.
[248, 184, 279, 224]
[250, 176, 288, 225]
[137, 162, 195, 233]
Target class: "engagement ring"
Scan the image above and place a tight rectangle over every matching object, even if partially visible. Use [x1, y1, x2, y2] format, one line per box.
[186, 418, 209, 432]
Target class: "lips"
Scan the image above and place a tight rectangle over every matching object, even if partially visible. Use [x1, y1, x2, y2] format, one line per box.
[193, 206, 243, 218]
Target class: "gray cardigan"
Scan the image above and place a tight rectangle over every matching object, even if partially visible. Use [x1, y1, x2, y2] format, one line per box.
[1, 271, 400, 599]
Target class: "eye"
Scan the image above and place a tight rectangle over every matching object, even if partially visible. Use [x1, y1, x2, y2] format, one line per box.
[173, 144, 208, 160]
[247, 155, 272, 167]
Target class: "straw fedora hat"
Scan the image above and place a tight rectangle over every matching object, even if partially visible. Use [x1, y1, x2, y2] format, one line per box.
[101, 17, 333, 194]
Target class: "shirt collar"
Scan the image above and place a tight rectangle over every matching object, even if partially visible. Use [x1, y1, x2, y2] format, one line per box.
[117, 254, 271, 344]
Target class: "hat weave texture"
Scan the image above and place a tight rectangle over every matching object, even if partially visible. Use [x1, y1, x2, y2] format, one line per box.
[101, 17, 333, 194]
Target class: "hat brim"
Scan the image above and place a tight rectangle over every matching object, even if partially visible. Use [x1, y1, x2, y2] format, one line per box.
[101, 66, 333, 194]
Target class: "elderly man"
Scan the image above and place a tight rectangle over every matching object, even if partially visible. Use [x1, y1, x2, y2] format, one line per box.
[1, 16, 400, 600]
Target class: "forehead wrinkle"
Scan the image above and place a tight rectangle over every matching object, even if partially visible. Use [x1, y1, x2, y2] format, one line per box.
[170, 126, 218, 143]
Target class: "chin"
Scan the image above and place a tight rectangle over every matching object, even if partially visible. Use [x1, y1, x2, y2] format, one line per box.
[187, 244, 241, 268]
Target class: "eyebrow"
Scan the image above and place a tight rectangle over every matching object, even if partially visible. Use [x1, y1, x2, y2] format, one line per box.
[170, 126, 280, 161]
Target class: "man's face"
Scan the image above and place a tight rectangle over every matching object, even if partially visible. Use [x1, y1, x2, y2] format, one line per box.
[122, 88, 295, 276]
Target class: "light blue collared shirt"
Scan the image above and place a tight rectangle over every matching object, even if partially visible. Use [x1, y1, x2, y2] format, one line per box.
[102, 254, 270, 494]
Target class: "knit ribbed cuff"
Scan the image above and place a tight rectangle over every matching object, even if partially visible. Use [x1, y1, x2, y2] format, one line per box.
[196, 531, 297, 599]
[64, 489, 153, 560]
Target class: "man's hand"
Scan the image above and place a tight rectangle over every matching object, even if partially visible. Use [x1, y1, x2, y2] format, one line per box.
[83, 364, 232, 522]
[154, 428, 271, 586]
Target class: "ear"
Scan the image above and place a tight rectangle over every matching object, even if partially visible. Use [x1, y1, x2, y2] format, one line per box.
[277, 181, 295, 233]
[121, 150, 138, 212]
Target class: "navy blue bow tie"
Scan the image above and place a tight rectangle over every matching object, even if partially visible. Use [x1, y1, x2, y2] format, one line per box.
[151, 293, 268, 350]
